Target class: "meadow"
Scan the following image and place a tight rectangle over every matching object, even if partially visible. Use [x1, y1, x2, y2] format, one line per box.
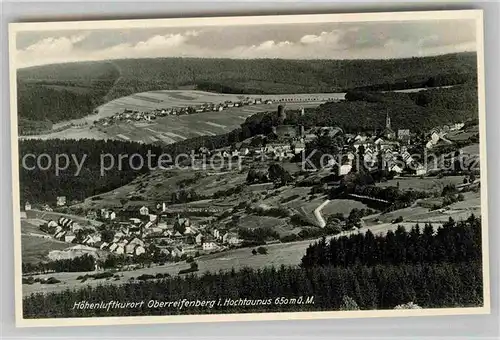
[21, 235, 71, 264]
[375, 176, 465, 193]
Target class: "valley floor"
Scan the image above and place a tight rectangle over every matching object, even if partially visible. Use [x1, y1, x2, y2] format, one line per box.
[21, 188, 479, 297]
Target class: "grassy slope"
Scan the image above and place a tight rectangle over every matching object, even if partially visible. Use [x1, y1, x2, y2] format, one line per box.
[21, 235, 72, 264]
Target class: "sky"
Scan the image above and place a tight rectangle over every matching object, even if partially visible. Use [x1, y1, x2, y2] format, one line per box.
[14, 19, 477, 68]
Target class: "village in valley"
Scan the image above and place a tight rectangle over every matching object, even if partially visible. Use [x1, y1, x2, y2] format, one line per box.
[13, 12, 487, 319]
[20, 96, 481, 294]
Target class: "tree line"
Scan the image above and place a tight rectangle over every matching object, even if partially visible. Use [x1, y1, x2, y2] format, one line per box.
[23, 260, 483, 318]
[22, 254, 96, 274]
[301, 215, 481, 268]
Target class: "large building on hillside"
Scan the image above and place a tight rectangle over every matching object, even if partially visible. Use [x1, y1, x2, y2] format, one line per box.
[270, 104, 310, 141]
[271, 104, 304, 140]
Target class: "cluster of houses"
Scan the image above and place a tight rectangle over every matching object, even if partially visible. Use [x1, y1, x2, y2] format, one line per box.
[94, 211, 243, 259]
[198, 139, 306, 163]
[94, 97, 274, 127]
[338, 117, 466, 176]
[99, 236, 146, 257]
[41, 217, 94, 244]
[186, 110, 444, 177]
[425, 123, 464, 149]
[338, 115, 424, 176]
[189, 107, 309, 162]
[37, 199, 244, 261]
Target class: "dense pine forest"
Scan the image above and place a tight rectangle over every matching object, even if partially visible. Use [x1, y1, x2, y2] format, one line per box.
[23, 216, 484, 318]
[17, 53, 476, 129]
[18, 130, 243, 204]
[19, 139, 168, 205]
[301, 215, 482, 268]
[23, 261, 483, 318]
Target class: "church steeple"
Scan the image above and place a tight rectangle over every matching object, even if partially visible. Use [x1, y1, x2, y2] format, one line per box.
[381, 110, 395, 140]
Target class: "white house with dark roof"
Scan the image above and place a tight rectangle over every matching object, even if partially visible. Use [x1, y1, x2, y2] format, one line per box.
[139, 206, 149, 216]
[202, 241, 219, 251]
[47, 220, 58, 229]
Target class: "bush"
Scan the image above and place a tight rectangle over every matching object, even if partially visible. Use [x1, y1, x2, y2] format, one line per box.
[441, 184, 457, 197]
[394, 302, 422, 310]
[340, 295, 360, 311]
[324, 225, 342, 235]
[137, 274, 155, 281]
[239, 227, 279, 243]
[290, 213, 313, 227]
[155, 273, 170, 279]
[257, 247, 268, 255]
[22, 277, 35, 285]
[392, 216, 404, 224]
[280, 234, 300, 243]
[178, 267, 199, 275]
[252, 249, 257, 255]
[92, 272, 115, 280]
[46, 277, 61, 284]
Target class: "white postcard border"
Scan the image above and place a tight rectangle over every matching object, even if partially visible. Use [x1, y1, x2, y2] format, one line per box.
[8, 9, 490, 328]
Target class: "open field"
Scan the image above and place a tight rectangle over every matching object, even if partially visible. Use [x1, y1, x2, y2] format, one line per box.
[96, 90, 344, 118]
[461, 143, 480, 156]
[21, 205, 460, 298]
[364, 191, 480, 226]
[237, 215, 288, 231]
[21, 90, 341, 143]
[25, 210, 103, 228]
[375, 176, 466, 193]
[320, 199, 370, 217]
[447, 125, 479, 142]
[21, 219, 47, 234]
[21, 235, 73, 264]
[20, 237, 318, 297]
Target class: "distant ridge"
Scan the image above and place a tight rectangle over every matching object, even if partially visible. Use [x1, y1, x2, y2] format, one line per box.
[17, 52, 477, 132]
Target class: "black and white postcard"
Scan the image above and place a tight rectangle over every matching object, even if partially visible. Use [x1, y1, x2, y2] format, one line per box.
[8, 10, 490, 327]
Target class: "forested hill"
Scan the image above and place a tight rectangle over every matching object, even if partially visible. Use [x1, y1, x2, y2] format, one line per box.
[104, 52, 477, 97]
[17, 52, 476, 127]
[240, 83, 479, 135]
[307, 83, 479, 133]
[18, 132, 242, 205]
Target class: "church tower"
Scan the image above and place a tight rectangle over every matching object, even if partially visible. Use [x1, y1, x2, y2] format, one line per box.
[277, 105, 286, 125]
[381, 110, 395, 140]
